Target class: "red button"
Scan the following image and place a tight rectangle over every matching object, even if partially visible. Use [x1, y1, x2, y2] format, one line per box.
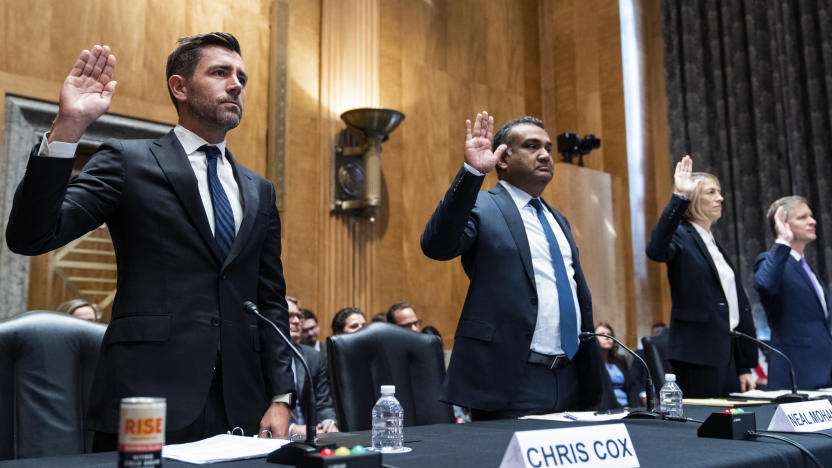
[320, 448, 334, 457]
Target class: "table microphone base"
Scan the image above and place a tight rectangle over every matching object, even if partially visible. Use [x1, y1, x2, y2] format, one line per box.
[624, 409, 663, 419]
[774, 393, 811, 403]
[267, 441, 381, 467]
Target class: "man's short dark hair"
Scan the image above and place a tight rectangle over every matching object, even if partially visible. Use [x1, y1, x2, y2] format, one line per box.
[165, 32, 242, 111]
[386, 302, 412, 324]
[301, 308, 317, 323]
[492, 116, 545, 178]
[766, 195, 808, 236]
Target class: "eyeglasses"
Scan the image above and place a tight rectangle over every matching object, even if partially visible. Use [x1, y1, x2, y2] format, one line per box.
[400, 320, 421, 329]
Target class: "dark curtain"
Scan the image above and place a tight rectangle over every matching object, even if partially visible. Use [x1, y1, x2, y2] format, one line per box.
[662, 0, 832, 335]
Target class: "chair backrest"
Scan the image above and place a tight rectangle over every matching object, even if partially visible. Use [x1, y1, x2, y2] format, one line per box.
[641, 330, 673, 391]
[0, 311, 105, 460]
[326, 322, 454, 431]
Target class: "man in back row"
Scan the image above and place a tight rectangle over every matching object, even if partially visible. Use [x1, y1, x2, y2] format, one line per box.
[421, 111, 603, 419]
[754, 196, 832, 390]
[5, 33, 294, 446]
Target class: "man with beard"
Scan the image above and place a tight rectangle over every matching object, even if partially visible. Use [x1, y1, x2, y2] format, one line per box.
[6, 33, 294, 447]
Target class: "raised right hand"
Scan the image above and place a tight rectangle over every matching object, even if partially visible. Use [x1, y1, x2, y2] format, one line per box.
[673, 154, 697, 196]
[49, 45, 117, 143]
[774, 206, 794, 243]
[464, 111, 507, 174]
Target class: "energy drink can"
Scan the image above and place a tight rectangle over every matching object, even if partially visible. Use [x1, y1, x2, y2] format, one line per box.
[118, 397, 166, 467]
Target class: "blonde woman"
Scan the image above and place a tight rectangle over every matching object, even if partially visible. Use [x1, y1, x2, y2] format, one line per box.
[646, 155, 757, 397]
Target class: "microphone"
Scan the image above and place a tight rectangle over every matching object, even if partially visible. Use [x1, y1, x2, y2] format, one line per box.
[244, 301, 327, 465]
[730, 330, 809, 403]
[579, 331, 661, 419]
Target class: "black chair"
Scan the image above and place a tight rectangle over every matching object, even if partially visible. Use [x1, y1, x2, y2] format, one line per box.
[641, 329, 672, 391]
[326, 322, 454, 431]
[0, 311, 105, 460]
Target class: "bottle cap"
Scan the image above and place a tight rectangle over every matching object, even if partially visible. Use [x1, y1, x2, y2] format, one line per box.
[664, 373, 676, 382]
[381, 385, 396, 394]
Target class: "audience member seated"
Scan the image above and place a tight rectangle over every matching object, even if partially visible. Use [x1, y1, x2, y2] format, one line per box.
[597, 322, 639, 408]
[288, 300, 338, 436]
[371, 312, 387, 323]
[300, 308, 326, 357]
[56, 298, 101, 322]
[331, 308, 366, 335]
[387, 302, 422, 332]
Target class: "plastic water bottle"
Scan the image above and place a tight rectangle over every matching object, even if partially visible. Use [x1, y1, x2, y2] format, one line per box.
[371, 385, 404, 452]
[659, 373, 684, 418]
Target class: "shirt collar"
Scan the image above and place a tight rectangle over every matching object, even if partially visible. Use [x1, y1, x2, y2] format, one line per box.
[691, 222, 715, 244]
[790, 250, 803, 262]
[173, 125, 227, 159]
[499, 179, 536, 211]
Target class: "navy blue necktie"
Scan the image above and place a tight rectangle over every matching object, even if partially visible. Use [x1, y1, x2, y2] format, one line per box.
[200, 145, 235, 259]
[529, 198, 579, 359]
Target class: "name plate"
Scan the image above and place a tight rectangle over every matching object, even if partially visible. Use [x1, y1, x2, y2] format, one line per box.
[768, 399, 832, 432]
[500, 423, 639, 468]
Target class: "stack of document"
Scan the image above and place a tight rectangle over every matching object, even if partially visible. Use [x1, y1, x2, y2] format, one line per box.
[163, 434, 290, 464]
[730, 389, 832, 400]
[521, 411, 629, 422]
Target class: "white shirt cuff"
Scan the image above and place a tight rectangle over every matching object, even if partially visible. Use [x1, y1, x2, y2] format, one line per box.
[463, 162, 484, 176]
[38, 131, 78, 158]
[271, 393, 293, 405]
[775, 239, 791, 247]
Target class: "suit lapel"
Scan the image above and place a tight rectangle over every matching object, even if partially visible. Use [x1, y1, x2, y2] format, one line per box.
[223, 149, 259, 269]
[490, 184, 535, 287]
[790, 256, 830, 322]
[683, 223, 722, 286]
[149, 131, 222, 263]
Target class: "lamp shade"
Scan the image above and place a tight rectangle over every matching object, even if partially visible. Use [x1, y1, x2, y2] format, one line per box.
[340, 108, 405, 137]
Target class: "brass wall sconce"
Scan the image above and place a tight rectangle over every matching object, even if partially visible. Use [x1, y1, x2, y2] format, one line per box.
[331, 107, 405, 221]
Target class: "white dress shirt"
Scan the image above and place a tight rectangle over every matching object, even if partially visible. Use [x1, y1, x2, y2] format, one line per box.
[692, 223, 740, 330]
[499, 180, 582, 356]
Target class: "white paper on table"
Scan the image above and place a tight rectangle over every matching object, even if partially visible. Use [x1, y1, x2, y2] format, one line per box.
[521, 411, 629, 422]
[730, 389, 832, 400]
[162, 434, 290, 464]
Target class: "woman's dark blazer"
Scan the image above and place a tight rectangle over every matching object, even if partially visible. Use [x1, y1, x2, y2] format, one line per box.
[646, 195, 757, 370]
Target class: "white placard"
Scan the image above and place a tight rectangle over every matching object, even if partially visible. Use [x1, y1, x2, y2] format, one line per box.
[768, 399, 832, 432]
[500, 423, 639, 468]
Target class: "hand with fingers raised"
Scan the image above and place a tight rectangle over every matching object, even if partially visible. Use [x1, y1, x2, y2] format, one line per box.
[49, 45, 117, 144]
[464, 110, 507, 174]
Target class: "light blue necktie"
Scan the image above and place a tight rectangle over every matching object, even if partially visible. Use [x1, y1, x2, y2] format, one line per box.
[200, 145, 235, 259]
[529, 198, 579, 359]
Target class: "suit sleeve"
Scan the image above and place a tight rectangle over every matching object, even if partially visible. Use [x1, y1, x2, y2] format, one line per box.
[312, 353, 338, 424]
[753, 243, 791, 297]
[6, 142, 124, 255]
[645, 194, 691, 263]
[420, 166, 484, 260]
[256, 184, 295, 401]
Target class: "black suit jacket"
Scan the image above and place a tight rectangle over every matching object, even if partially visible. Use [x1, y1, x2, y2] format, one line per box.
[421, 167, 603, 412]
[296, 344, 337, 424]
[5, 132, 294, 434]
[646, 195, 756, 370]
[754, 243, 832, 389]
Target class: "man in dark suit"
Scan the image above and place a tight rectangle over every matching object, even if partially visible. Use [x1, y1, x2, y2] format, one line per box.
[5, 33, 294, 445]
[287, 301, 338, 436]
[754, 196, 832, 390]
[421, 111, 603, 419]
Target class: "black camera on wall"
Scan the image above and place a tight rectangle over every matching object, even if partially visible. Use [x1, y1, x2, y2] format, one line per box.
[556, 133, 601, 166]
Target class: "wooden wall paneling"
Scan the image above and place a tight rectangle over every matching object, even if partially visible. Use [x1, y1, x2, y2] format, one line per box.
[280, 0, 323, 319]
[318, 0, 381, 331]
[640, 0, 673, 328]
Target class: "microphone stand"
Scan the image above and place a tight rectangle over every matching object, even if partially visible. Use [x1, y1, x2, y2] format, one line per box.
[244, 301, 329, 466]
[580, 332, 662, 419]
[731, 330, 809, 403]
